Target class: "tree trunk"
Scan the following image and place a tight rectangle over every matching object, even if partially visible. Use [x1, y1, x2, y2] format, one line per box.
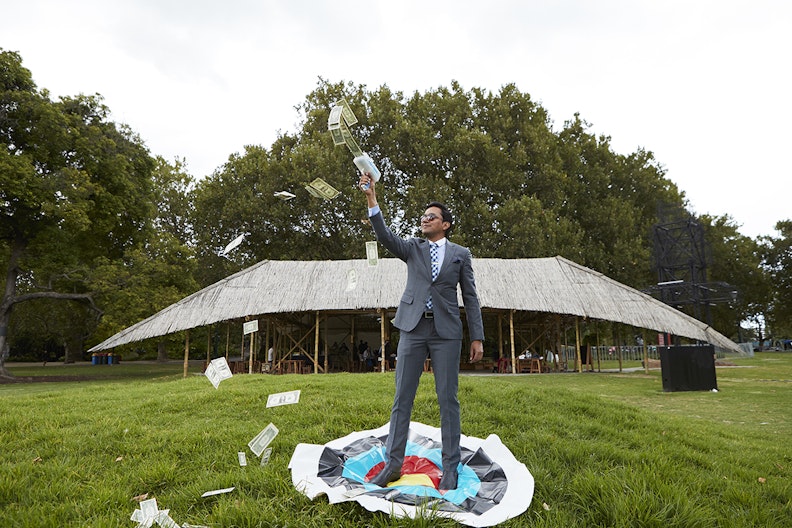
[63, 333, 83, 364]
[0, 327, 11, 378]
[0, 241, 23, 379]
[157, 341, 168, 362]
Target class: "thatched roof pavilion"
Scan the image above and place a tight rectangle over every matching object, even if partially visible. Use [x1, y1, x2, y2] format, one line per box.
[89, 257, 740, 374]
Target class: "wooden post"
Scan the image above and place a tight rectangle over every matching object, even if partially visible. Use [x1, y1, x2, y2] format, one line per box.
[225, 322, 230, 360]
[183, 330, 190, 378]
[616, 325, 623, 373]
[266, 319, 271, 365]
[206, 325, 211, 365]
[498, 314, 504, 359]
[509, 310, 516, 374]
[575, 318, 582, 373]
[555, 316, 563, 371]
[643, 330, 650, 374]
[379, 308, 386, 372]
[350, 316, 356, 372]
[314, 311, 320, 374]
[323, 315, 329, 374]
[248, 329, 255, 374]
[596, 323, 602, 373]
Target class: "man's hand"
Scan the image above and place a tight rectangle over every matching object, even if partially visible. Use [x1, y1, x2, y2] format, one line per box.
[469, 340, 484, 363]
[358, 173, 377, 208]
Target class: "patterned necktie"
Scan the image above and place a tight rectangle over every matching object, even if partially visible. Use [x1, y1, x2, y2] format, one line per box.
[430, 242, 440, 281]
[426, 242, 440, 310]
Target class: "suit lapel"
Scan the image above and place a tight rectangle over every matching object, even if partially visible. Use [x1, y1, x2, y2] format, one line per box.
[420, 239, 433, 277]
[440, 243, 458, 279]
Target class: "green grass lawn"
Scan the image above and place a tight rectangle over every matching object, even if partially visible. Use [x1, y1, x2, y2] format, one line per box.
[0, 353, 789, 527]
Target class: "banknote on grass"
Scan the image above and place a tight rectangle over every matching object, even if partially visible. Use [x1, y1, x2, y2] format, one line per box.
[200, 487, 235, 498]
[266, 389, 301, 408]
[248, 423, 279, 457]
[260, 447, 273, 467]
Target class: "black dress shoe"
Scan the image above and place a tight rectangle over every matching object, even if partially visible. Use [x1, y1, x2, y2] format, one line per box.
[367, 464, 402, 487]
[438, 470, 458, 491]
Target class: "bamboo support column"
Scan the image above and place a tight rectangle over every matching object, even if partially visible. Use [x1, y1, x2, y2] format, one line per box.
[596, 324, 602, 373]
[379, 308, 386, 372]
[509, 310, 516, 374]
[225, 322, 230, 360]
[575, 318, 582, 373]
[498, 314, 504, 359]
[350, 316, 356, 372]
[206, 325, 211, 365]
[323, 315, 329, 374]
[248, 328, 255, 374]
[183, 330, 190, 378]
[555, 316, 563, 371]
[314, 311, 320, 374]
[266, 319, 271, 364]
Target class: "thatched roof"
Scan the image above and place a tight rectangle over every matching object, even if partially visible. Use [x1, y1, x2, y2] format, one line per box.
[89, 256, 740, 353]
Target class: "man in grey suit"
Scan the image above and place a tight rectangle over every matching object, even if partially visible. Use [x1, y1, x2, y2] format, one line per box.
[358, 172, 485, 492]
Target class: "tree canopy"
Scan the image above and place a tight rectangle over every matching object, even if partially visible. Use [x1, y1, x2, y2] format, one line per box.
[761, 220, 792, 338]
[191, 80, 685, 290]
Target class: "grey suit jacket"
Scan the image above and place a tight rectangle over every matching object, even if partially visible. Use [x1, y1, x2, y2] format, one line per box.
[370, 211, 485, 342]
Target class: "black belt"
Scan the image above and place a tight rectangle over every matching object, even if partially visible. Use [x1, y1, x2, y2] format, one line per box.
[423, 311, 434, 319]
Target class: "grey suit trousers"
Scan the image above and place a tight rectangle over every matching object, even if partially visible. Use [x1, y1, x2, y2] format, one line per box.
[384, 316, 462, 476]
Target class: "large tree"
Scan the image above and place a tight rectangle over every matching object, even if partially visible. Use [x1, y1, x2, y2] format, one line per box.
[761, 220, 792, 338]
[192, 80, 686, 293]
[699, 214, 772, 341]
[0, 49, 154, 376]
[87, 156, 199, 360]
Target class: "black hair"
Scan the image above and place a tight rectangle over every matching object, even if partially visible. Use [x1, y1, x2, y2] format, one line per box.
[426, 201, 453, 237]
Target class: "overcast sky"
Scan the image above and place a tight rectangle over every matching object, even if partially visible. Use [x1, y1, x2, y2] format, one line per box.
[2, 0, 789, 239]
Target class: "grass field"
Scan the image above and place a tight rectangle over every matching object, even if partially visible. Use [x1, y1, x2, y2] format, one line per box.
[0, 353, 789, 527]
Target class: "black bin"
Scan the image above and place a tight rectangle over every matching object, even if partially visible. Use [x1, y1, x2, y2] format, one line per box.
[659, 345, 718, 392]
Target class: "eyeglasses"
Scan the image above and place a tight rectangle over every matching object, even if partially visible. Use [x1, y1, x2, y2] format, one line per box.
[420, 213, 440, 222]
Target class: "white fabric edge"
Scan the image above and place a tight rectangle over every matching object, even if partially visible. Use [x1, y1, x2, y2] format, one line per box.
[288, 422, 534, 527]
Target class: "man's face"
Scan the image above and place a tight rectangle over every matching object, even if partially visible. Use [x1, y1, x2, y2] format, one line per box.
[420, 206, 449, 239]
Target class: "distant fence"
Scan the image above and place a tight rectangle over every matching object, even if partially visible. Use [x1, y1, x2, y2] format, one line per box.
[556, 345, 660, 363]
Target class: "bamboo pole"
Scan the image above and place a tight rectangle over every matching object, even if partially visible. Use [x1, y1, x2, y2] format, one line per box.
[575, 318, 583, 373]
[225, 322, 230, 360]
[379, 308, 386, 373]
[555, 316, 563, 371]
[324, 315, 329, 374]
[350, 316, 356, 372]
[206, 325, 211, 365]
[266, 319, 271, 366]
[596, 323, 602, 373]
[248, 328, 255, 374]
[498, 314, 504, 359]
[183, 330, 190, 378]
[509, 310, 516, 374]
[314, 311, 320, 374]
